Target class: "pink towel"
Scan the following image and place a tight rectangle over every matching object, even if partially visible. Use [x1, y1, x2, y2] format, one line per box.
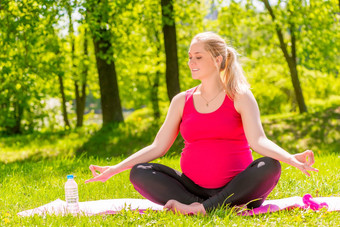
[240, 195, 340, 216]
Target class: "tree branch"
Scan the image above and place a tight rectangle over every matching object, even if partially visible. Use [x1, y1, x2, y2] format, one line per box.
[262, 0, 292, 63]
[290, 22, 296, 63]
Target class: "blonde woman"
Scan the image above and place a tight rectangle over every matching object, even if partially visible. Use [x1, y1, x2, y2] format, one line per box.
[86, 32, 317, 215]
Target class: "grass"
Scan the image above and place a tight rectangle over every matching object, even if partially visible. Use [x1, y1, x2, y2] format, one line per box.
[0, 104, 340, 226]
[1, 155, 339, 226]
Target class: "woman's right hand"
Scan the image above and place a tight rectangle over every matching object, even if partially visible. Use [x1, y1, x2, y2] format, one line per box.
[85, 165, 116, 183]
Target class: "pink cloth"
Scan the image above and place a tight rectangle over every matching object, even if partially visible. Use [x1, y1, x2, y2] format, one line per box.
[180, 86, 253, 188]
[240, 195, 340, 216]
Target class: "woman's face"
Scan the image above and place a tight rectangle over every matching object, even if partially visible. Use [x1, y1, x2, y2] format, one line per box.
[188, 41, 219, 80]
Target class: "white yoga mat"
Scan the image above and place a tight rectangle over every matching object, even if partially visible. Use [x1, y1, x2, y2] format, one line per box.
[17, 196, 340, 217]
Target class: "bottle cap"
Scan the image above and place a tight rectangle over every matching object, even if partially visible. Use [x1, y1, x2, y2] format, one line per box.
[67, 175, 74, 179]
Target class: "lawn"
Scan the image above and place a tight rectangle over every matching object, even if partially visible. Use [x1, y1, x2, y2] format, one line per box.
[1, 154, 339, 226]
[1, 105, 339, 226]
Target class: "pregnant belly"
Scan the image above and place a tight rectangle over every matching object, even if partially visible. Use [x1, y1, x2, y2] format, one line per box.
[180, 140, 252, 188]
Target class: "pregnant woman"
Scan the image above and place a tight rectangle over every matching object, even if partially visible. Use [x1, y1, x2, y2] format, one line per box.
[85, 32, 317, 215]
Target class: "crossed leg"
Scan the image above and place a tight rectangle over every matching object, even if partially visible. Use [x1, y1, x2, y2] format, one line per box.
[129, 157, 281, 212]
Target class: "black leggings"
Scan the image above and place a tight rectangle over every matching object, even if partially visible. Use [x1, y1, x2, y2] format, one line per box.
[130, 157, 281, 211]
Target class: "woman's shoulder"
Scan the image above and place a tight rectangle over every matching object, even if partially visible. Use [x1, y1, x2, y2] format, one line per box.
[171, 91, 186, 107]
[234, 88, 253, 99]
[167, 92, 186, 118]
[234, 89, 257, 113]
[172, 86, 198, 103]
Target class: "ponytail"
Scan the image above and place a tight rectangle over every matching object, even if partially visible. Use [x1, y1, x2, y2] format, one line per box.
[192, 32, 250, 100]
[221, 47, 249, 99]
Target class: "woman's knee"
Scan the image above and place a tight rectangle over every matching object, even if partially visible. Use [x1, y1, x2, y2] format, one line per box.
[129, 163, 151, 183]
[256, 157, 281, 176]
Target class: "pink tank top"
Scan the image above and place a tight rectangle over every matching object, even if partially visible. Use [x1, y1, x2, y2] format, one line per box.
[180, 86, 253, 188]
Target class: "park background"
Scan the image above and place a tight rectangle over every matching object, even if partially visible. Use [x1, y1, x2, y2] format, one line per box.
[0, 0, 339, 226]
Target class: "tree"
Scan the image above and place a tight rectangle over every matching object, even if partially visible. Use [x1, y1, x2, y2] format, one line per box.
[146, 29, 162, 120]
[261, 0, 307, 113]
[0, 0, 63, 133]
[161, 0, 180, 101]
[215, 0, 339, 114]
[64, 0, 88, 127]
[86, 0, 124, 125]
[74, 25, 89, 127]
[57, 67, 71, 128]
[140, 1, 163, 120]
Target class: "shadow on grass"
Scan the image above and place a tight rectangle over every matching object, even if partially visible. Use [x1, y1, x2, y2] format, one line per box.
[78, 105, 340, 160]
[76, 118, 185, 159]
[0, 127, 97, 164]
[0, 130, 70, 151]
[76, 118, 153, 159]
[1, 105, 338, 164]
[263, 105, 340, 154]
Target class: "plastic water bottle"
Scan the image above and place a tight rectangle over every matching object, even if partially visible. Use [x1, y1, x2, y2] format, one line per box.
[65, 175, 80, 214]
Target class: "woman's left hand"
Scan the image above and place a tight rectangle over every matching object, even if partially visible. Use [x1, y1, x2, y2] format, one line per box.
[290, 150, 318, 176]
[164, 200, 206, 215]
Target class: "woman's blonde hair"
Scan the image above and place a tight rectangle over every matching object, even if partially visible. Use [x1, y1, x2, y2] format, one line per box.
[192, 32, 249, 99]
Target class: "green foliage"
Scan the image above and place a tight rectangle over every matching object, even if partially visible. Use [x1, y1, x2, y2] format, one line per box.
[245, 62, 340, 115]
[114, 0, 168, 109]
[217, 0, 339, 114]
[1, 0, 339, 133]
[175, 0, 205, 91]
[0, 0, 69, 134]
[288, 0, 339, 74]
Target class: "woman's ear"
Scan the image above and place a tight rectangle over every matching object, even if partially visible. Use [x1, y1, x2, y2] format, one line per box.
[216, 55, 223, 65]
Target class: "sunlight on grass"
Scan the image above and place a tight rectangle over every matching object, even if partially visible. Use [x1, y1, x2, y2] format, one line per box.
[1, 106, 339, 226]
[0, 154, 339, 226]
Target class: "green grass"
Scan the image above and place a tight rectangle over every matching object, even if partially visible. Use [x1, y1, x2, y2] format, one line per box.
[1, 155, 339, 226]
[1, 105, 340, 226]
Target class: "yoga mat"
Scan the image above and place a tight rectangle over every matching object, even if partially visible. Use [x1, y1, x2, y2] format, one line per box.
[17, 199, 163, 216]
[17, 196, 340, 217]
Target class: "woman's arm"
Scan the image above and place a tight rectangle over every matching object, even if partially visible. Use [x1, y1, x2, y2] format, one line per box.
[85, 92, 186, 183]
[234, 89, 318, 176]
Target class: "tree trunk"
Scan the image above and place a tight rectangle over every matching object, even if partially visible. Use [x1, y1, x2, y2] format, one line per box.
[161, 0, 180, 101]
[151, 28, 161, 120]
[88, 0, 124, 125]
[66, 0, 86, 127]
[151, 71, 161, 120]
[287, 23, 307, 113]
[8, 101, 23, 134]
[75, 81, 86, 127]
[146, 69, 161, 120]
[93, 32, 124, 124]
[262, 0, 307, 113]
[75, 27, 88, 127]
[58, 74, 71, 128]
[66, 1, 85, 127]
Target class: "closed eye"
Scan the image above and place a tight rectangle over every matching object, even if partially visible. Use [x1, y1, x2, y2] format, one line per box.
[189, 57, 202, 60]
